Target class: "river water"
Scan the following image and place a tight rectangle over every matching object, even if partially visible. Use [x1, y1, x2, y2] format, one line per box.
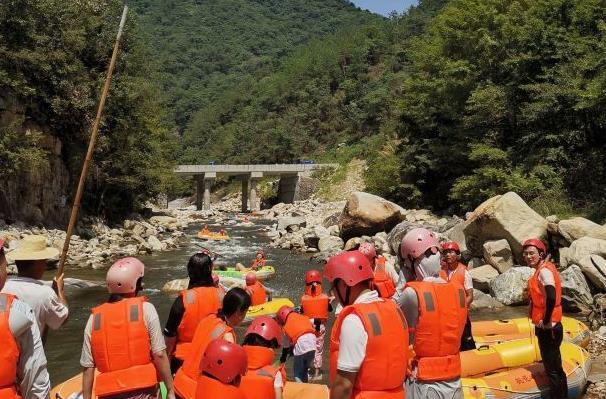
[43, 217, 528, 386]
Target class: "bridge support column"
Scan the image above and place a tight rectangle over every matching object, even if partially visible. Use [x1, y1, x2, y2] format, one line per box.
[197, 172, 216, 210]
[249, 172, 263, 212]
[278, 173, 301, 204]
[241, 179, 249, 213]
[195, 176, 204, 210]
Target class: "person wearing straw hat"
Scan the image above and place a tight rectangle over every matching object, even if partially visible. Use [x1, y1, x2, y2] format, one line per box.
[2, 235, 69, 338]
[0, 239, 51, 399]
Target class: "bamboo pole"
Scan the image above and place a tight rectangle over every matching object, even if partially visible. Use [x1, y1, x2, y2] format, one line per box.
[57, 5, 129, 277]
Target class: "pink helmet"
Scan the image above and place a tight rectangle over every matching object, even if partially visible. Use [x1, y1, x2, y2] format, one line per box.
[358, 242, 377, 262]
[244, 316, 282, 346]
[400, 228, 439, 262]
[106, 257, 145, 294]
[200, 338, 247, 384]
[323, 250, 373, 287]
[245, 272, 257, 286]
[276, 305, 294, 325]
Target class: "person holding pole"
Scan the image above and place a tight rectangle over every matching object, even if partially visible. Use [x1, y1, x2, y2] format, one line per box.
[2, 235, 68, 339]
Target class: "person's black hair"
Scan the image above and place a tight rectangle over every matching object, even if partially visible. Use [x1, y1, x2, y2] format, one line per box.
[108, 277, 143, 303]
[243, 333, 279, 349]
[220, 287, 251, 318]
[187, 252, 214, 288]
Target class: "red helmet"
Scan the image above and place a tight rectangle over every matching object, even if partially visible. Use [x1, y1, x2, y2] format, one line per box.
[441, 241, 460, 253]
[400, 228, 439, 261]
[358, 242, 377, 262]
[276, 305, 294, 325]
[323, 250, 373, 287]
[106, 257, 145, 294]
[523, 238, 546, 254]
[200, 339, 247, 384]
[244, 316, 282, 346]
[305, 269, 322, 285]
[245, 272, 257, 286]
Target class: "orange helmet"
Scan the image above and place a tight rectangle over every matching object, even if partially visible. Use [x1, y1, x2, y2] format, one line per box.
[305, 269, 322, 285]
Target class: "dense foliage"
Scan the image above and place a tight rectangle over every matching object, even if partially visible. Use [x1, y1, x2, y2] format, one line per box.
[0, 0, 177, 219]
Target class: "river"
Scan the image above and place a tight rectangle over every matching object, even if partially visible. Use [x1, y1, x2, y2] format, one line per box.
[43, 216, 529, 386]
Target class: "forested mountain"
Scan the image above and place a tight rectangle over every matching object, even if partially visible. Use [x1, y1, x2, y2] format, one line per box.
[129, 0, 380, 130]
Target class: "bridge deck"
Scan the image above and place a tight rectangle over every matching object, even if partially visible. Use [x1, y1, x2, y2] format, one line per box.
[175, 164, 337, 177]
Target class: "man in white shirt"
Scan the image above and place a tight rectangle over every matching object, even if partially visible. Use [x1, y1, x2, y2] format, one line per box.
[3, 235, 68, 339]
[1, 239, 51, 399]
[324, 250, 408, 399]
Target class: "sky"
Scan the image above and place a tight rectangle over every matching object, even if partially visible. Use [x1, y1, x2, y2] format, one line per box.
[352, 0, 418, 16]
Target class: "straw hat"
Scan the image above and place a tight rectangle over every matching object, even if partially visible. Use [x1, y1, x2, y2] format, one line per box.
[7, 235, 60, 261]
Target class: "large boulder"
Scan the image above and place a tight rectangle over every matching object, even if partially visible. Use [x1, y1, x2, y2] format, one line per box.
[558, 217, 606, 244]
[566, 237, 606, 290]
[489, 266, 534, 305]
[147, 235, 163, 251]
[339, 192, 404, 240]
[482, 239, 514, 273]
[318, 236, 345, 253]
[463, 192, 548, 263]
[469, 264, 499, 292]
[470, 289, 504, 310]
[560, 265, 593, 312]
[386, 221, 436, 256]
[443, 220, 467, 252]
[277, 216, 306, 232]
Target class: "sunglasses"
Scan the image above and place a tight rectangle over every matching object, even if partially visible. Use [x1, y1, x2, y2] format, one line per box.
[195, 245, 220, 261]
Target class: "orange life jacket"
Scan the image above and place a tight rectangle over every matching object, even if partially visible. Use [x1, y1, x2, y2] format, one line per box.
[90, 297, 158, 397]
[439, 262, 467, 289]
[528, 261, 562, 325]
[406, 281, 467, 382]
[174, 314, 233, 399]
[373, 256, 396, 299]
[246, 282, 267, 306]
[195, 375, 245, 399]
[301, 288, 329, 320]
[240, 346, 286, 399]
[283, 312, 315, 344]
[175, 286, 222, 360]
[0, 294, 20, 399]
[329, 299, 409, 398]
[252, 259, 266, 269]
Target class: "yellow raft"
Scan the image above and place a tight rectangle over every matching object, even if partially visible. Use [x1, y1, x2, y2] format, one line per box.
[50, 373, 327, 399]
[472, 316, 590, 348]
[197, 231, 230, 241]
[244, 298, 295, 324]
[461, 338, 590, 399]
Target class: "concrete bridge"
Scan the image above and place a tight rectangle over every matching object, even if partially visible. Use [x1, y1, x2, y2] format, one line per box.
[175, 164, 337, 211]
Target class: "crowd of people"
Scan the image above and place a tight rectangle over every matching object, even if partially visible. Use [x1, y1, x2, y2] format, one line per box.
[0, 227, 567, 399]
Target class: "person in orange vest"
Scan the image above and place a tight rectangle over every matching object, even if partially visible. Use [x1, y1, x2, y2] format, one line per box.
[0, 239, 51, 399]
[399, 228, 467, 398]
[249, 250, 266, 271]
[323, 250, 409, 399]
[174, 287, 251, 399]
[300, 269, 331, 382]
[245, 272, 270, 306]
[276, 305, 316, 383]
[240, 316, 286, 399]
[440, 241, 476, 351]
[523, 238, 567, 398]
[201, 224, 210, 235]
[358, 242, 400, 300]
[164, 251, 223, 372]
[80, 257, 175, 399]
[196, 338, 247, 399]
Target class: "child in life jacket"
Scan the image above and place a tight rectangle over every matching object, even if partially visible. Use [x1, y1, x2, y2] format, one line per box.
[240, 316, 286, 399]
[300, 269, 331, 381]
[250, 250, 266, 271]
[196, 338, 247, 399]
[276, 306, 316, 383]
[245, 273, 271, 306]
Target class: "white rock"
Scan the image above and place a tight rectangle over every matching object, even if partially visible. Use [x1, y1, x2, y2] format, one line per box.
[567, 237, 606, 290]
[339, 192, 404, 240]
[147, 235, 162, 251]
[558, 217, 606, 243]
[489, 266, 534, 305]
[560, 265, 593, 312]
[469, 265, 499, 292]
[482, 239, 514, 273]
[318, 236, 345, 252]
[470, 289, 504, 310]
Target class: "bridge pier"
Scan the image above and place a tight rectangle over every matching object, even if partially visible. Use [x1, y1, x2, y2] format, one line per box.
[249, 172, 262, 212]
[278, 173, 301, 204]
[241, 178, 249, 213]
[195, 173, 216, 210]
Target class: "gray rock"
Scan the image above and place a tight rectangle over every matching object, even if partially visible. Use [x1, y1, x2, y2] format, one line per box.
[150, 216, 178, 226]
[313, 225, 330, 238]
[303, 233, 319, 249]
[339, 192, 404, 240]
[567, 237, 606, 290]
[443, 220, 467, 252]
[560, 265, 593, 313]
[327, 225, 340, 237]
[482, 239, 514, 273]
[277, 216, 306, 232]
[464, 192, 548, 264]
[470, 289, 504, 310]
[467, 257, 485, 269]
[318, 236, 344, 252]
[559, 247, 570, 268]
[344, 237, 362, 251]
[558, 217, 606, 243]
[489, 266, 534, 305]
[469, 265, 499, 292]
[546, 215, 560, 223]
[147, 235, 163, 251]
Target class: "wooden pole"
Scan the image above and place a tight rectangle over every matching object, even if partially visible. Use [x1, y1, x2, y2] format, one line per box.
[57, 5, 129, 277]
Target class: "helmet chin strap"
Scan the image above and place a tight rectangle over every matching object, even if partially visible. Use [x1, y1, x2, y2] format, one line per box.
[334, 281, 352, 306]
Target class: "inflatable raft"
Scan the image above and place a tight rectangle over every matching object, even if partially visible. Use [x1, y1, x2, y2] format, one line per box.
[244, 298, 295, 323]
[461, 338, 590, 399]
[472, 316, 590, 348]
[197, 231, 230, 241]
[215, 265, 276, 281]
[51, 374, 327, 399]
